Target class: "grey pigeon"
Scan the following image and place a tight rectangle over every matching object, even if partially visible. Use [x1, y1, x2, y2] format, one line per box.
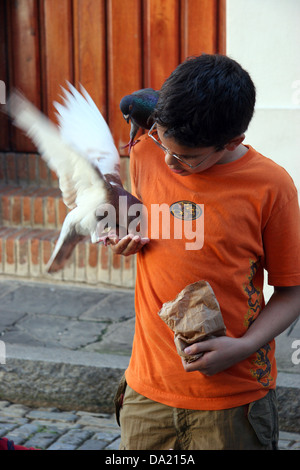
[120, 88, 159, 152]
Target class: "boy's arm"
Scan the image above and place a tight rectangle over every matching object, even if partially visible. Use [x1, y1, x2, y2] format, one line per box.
[182, 285, 300, 376]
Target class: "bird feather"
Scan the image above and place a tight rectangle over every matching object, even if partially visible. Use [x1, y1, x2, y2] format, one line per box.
[54, 82, 120, 180]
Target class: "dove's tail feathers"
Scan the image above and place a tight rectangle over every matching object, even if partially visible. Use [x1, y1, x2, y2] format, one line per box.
[46, 225, 85, 273]
[46, 232, 85, 273]
[53, 82, 120, 176]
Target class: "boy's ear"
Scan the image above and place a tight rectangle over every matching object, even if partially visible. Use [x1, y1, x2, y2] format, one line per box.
[224, 134, 245, 151]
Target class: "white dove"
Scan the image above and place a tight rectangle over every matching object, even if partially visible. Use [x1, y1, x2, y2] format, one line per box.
[5, 84, 142, 273]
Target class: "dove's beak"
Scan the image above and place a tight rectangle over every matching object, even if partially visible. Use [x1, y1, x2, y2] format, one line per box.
[123, 114, 130, 123]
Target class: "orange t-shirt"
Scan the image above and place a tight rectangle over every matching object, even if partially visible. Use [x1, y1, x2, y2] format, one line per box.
[125, 134, 300, 410]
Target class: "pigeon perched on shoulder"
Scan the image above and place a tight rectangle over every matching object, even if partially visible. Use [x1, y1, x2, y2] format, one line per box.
[4, 84, 143, 273]
[120, 88, 159, 152]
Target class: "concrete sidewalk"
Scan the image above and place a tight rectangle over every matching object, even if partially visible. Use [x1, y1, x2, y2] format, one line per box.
[0, 277, 299, 437]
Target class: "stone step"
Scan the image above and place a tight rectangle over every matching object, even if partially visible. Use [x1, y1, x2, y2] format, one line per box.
[0, 152, 58, 187]
[0, 226, 136, 288]
[0, 184, 67, 230]
[0, 151, 130, 189]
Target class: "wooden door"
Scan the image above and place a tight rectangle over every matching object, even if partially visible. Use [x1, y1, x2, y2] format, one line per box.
[0, 0, 226, 155]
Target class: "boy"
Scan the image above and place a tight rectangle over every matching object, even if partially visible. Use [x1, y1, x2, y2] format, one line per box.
[104, 54, 300, 450]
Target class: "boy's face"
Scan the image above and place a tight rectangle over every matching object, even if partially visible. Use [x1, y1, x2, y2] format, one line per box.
[156, 125, 243, 176]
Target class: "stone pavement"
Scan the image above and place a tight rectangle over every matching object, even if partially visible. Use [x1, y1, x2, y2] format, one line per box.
[0, 277, 299, 450]
[0, 401, 299, 451]
[0, 400, 299, 450]
[0, 400, 121, 450]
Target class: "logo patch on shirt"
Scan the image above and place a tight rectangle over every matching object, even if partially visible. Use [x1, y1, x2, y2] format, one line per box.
[170, 201, 202, 221]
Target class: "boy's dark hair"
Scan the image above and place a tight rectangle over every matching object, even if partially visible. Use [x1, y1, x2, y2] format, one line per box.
[154, 54, 256, 150]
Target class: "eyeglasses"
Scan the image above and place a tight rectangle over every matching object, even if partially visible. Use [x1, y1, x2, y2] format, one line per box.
[148, 123, 216, 169]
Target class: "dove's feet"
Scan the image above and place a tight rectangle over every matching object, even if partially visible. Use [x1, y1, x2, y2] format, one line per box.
[95, 228, 118, 246]
[121, 140, 140, 154]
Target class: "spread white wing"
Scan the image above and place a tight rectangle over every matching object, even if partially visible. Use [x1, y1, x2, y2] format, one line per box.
[5, 90, 107, 210]
[54, 82, 120, 180]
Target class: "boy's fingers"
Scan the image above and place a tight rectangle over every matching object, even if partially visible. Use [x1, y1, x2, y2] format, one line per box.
[110, 235, 150, 256]
[121, 236, 149, 255]
[184, 339, 215, 356]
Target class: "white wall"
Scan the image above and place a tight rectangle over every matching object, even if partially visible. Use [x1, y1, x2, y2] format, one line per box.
[226, 0, 300, 193]
[226, 0, 300, 297]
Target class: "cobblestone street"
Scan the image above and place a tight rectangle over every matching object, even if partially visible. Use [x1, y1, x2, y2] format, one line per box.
[1, 400, 300, 451]
[0, 400, 120, 450]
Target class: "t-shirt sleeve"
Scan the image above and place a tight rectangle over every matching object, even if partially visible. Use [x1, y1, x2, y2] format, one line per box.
[263, 192, 300, 286]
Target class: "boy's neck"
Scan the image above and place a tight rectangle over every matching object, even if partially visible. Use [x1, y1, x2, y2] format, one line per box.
[217, 144, 248, 164]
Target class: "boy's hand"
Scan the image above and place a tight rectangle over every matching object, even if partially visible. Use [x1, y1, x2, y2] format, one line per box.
[181, 286, 300, 376]
[181, 336, 249, 376]
[106, 233, 150, 256]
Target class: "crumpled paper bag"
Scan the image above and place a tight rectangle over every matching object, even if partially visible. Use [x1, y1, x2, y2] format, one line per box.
[158, 280, 226, 363]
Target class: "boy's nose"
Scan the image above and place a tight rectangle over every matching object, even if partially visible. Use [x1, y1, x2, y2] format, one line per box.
[164, 150, 178, 166]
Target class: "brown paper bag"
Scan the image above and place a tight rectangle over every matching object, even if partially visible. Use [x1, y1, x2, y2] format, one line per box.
[158, 280, 226, 363]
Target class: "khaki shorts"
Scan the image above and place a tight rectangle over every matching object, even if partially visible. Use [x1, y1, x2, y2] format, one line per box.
[115, 379, 278, 450]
